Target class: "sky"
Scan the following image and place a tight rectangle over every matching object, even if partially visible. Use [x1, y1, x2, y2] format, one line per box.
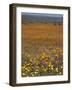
[22, 12, 63, 23]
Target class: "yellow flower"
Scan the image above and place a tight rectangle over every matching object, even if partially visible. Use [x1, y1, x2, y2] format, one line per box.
[22, 73, 25, 76]
[43, 69, 47, 72]
[56, 68, 58, 72]
[41, 55, 45, 59]
[41, 52, 46, 59]
[51, 65, 54, 70]
[34, 57, 36, 60]
[27, 54, 30, 57]
[61, 66, 63, 69]
[48, 62, 52, 67]
[51, 67, 54, 70]
[59, 72, 62, 75]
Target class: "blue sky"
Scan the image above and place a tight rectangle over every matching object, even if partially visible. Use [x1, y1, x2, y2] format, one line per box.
[22, 12, 63, 23]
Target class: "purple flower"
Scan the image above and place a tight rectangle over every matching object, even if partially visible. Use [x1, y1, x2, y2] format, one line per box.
[41, 60, 46, 65]
[32, 61, 35, 64]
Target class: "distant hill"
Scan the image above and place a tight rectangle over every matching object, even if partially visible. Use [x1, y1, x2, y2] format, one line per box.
[22, 13, 63, 24]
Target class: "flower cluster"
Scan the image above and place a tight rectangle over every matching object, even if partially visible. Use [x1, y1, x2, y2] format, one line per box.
[21, 47, 63, 77]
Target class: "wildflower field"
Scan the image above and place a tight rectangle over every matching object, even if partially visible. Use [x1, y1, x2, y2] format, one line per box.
[21, 23, 63, 77]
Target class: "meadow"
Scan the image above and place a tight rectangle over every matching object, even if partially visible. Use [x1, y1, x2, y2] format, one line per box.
[21, 23, 63, 77]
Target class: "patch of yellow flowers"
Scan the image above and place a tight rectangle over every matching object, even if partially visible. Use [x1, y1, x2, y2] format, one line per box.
[22, 47, 63, 77]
